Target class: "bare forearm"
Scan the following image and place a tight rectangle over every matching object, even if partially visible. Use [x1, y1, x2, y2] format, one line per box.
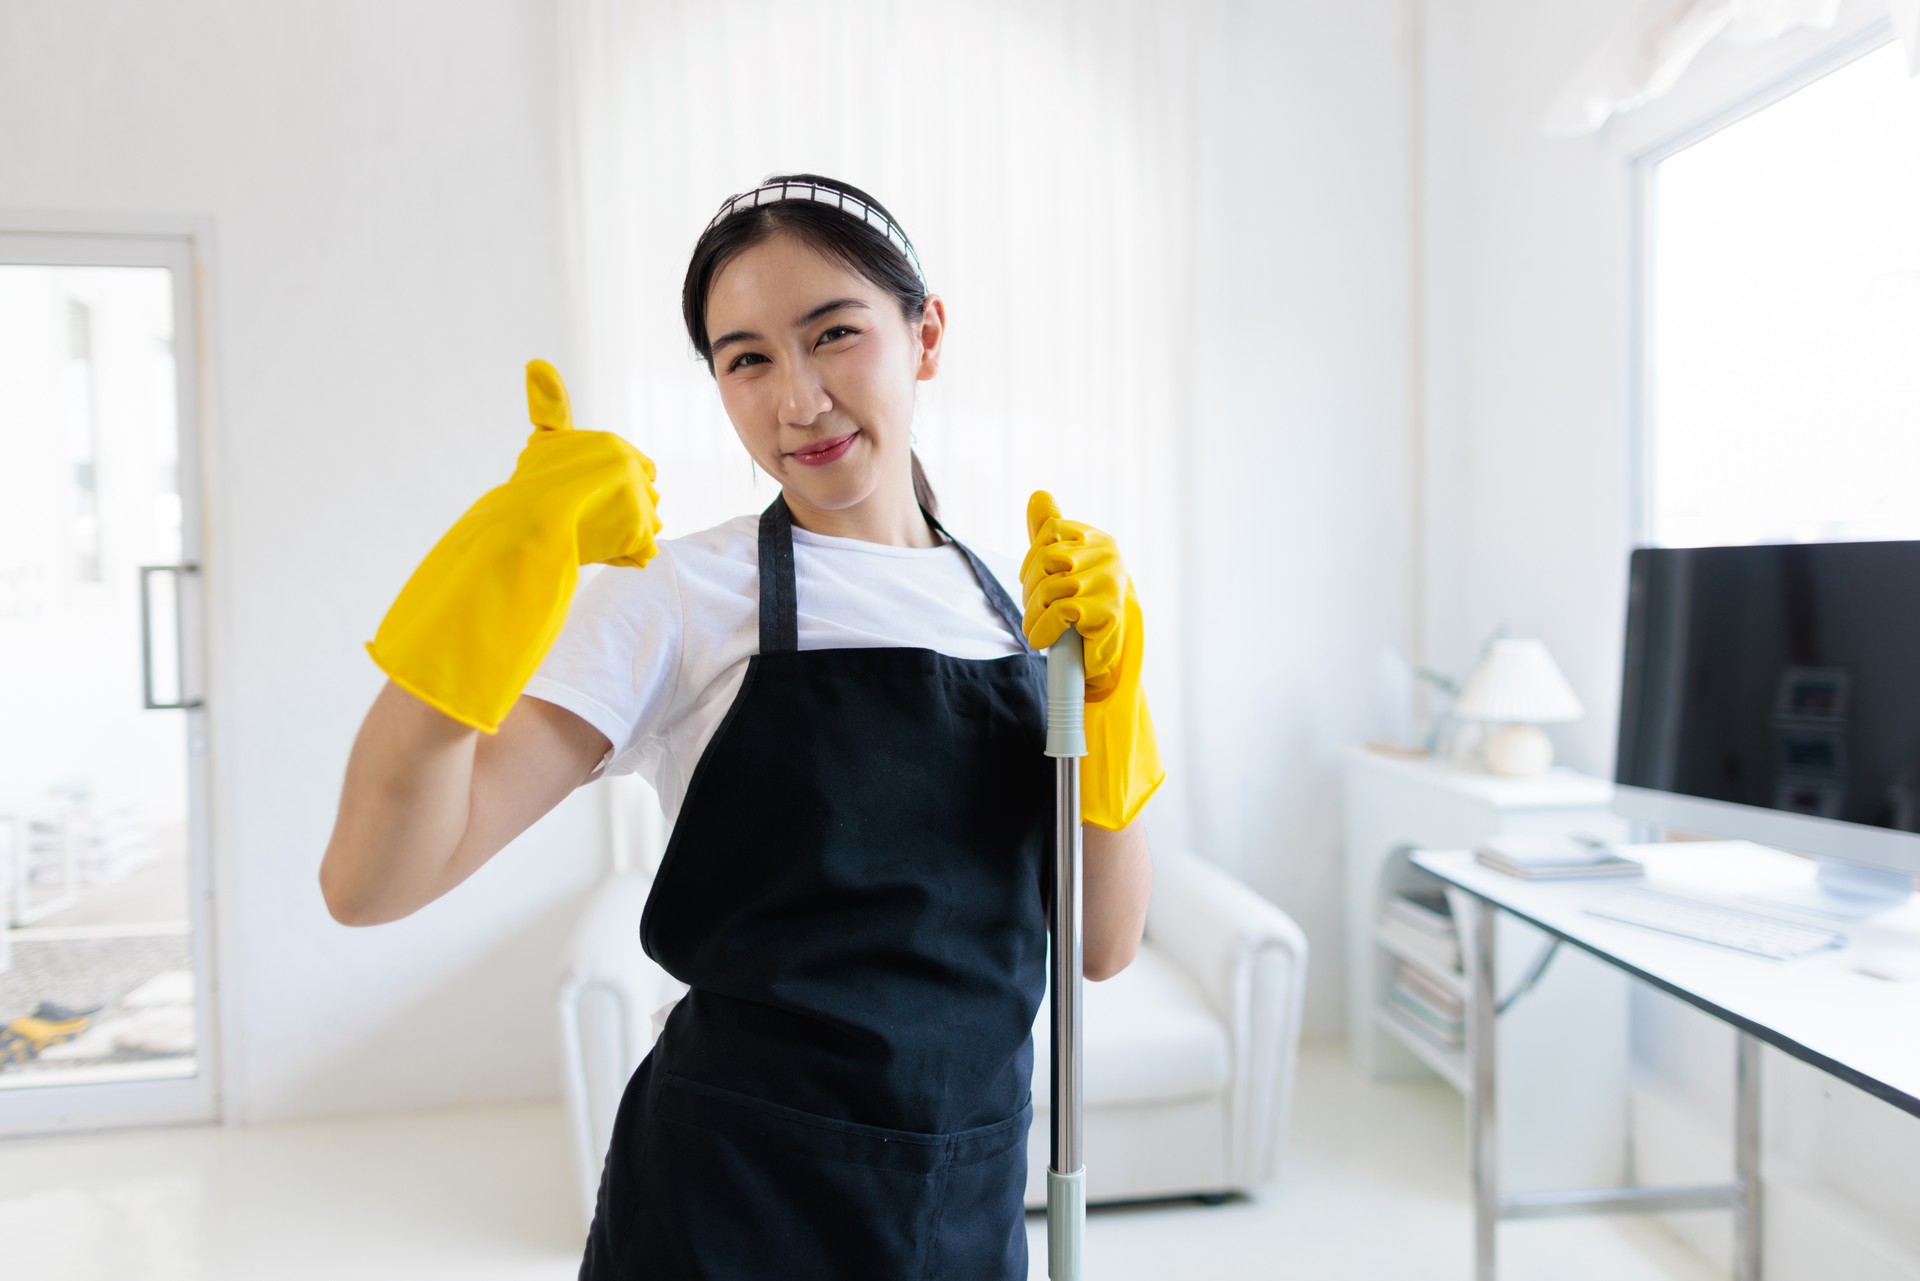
[320, 679, 478, 925]
[1081, 810, 1152, 981]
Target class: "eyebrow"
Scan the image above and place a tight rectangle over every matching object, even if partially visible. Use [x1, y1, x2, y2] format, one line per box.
[709, 298, 871, 359]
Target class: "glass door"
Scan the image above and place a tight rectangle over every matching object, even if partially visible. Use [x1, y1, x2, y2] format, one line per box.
[0, 228, 217, 1133]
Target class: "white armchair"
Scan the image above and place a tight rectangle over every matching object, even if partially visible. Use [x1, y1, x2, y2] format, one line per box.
[555, 785, 1308, 1227]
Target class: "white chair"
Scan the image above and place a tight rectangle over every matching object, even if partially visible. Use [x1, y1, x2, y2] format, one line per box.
[555, 780, 1309, 1227]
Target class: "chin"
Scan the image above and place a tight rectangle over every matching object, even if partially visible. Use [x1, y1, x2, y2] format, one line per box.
[788, 477, 874, 511]
[782, 459, 882, 510]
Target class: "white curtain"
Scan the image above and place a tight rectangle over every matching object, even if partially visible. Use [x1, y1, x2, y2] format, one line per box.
[554, 0, 1228, 842]
[1541, 0, 1920, 135]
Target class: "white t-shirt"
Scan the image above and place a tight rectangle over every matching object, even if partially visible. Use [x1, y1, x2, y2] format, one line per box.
[521, 511, 1030, 822]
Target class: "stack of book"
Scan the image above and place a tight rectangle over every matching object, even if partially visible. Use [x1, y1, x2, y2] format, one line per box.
[1377, 887, 1460, 971]
[1388, 961, 1464, 1047]
[1475, 833, 1644, 879]
[1378, 887, 1465, 1049]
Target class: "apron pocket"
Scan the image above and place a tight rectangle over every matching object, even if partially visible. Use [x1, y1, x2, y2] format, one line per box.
[928, 1099, 1033, 1281]
[637, 1070, 1030, 1281]
[655, 1069, 956, 1172]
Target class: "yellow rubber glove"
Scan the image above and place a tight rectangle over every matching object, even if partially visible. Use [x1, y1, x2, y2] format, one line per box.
[1020, 491, 1166, 830]
[364, 359, 662, 734]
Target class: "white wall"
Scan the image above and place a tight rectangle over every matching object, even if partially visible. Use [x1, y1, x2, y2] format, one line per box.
[1185, 0, 1416, 1038]
[0, 0, 602, 1123]
[1421, 0, 1920, 1273]
[0, 0, 1418, 1116]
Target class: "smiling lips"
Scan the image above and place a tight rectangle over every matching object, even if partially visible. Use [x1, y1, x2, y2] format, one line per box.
[788, 432, 858, 467]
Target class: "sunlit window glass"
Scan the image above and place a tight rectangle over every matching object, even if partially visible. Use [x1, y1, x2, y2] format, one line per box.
[1647, 38, 1920, 548]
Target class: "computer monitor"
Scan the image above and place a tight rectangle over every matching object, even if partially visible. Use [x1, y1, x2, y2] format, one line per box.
[1613, 539, 1920, 918]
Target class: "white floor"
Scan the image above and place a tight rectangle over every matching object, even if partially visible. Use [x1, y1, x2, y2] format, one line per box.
[0, 1043, 1719, 1281]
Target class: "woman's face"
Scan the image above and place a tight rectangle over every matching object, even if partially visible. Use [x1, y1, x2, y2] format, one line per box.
[704, 230, 942, 516]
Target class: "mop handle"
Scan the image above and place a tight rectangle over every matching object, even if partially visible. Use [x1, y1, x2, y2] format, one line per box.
[1045, 627, 1087, 758]
[1044, 628, 1086, 1281]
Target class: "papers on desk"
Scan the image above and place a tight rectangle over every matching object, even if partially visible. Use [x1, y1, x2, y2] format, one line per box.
[1476, 833, 1646, 880]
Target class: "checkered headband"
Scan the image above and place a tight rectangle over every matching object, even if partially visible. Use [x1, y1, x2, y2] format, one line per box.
[703, 180, 928, 290]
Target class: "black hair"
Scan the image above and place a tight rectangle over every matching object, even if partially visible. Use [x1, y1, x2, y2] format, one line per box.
[682, 172, 939, 519]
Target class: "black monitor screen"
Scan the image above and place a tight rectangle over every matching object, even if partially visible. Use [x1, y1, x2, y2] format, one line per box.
[1617, 539, 1920, 835]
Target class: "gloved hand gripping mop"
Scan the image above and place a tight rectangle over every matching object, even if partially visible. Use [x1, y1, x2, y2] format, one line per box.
[1020, 492, 1165, 832]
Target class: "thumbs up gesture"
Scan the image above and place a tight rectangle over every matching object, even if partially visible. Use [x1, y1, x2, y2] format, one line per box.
[364, 360, 664, 733]
[499, 359, 662, 570]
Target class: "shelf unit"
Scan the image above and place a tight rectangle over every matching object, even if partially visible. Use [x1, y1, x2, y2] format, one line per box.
[1344, 746, 1634, 1190]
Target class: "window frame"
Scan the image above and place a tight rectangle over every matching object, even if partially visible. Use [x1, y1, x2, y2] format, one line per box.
[0, 209, 227, 1136]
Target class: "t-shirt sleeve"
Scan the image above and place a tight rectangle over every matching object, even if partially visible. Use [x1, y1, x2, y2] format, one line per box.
[521, 548, 684, 784]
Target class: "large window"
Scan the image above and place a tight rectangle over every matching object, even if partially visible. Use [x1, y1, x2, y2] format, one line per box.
[1642, 36, 1920, 548]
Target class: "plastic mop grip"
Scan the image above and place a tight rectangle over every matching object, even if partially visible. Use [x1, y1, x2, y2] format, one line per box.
[1044, 627, 1087, 1281]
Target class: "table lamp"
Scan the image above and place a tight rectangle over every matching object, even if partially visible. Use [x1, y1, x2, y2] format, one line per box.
[1452, 638, 1583, 776]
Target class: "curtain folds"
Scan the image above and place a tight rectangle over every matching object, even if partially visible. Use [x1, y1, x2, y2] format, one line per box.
[554, 0, 1228, 818]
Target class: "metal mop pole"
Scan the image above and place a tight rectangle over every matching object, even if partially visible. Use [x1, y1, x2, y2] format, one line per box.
[1045, 628, 1087, 1281]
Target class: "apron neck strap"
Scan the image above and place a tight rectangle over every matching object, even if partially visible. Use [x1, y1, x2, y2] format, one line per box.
[757, 493, 1034, 656]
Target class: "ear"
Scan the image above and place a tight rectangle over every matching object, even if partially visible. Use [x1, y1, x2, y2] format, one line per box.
[913, 295, 947, 381]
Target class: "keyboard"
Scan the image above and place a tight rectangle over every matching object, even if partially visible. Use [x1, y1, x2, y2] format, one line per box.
[1583, 887, 1848, 960]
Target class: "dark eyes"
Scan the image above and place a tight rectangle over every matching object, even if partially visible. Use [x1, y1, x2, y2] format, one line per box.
[726, 326, 857, 372]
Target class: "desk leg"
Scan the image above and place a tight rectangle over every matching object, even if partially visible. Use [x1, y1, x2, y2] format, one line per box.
[1467, 897, 1498, 1281]
[1734, 1032, 1763, 1281]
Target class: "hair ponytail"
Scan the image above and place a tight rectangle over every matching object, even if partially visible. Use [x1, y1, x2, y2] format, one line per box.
[908, 448, 939, 521]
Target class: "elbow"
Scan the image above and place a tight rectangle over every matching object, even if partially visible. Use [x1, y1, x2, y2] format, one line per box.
[319, 850, 383, 927]
[320, 858, 434, 928]
[1084, 939, 1141, 983]
[320, 867, 365, 927]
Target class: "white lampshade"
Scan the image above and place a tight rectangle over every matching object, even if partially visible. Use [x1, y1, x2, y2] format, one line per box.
[1452, 638, 1584, 724]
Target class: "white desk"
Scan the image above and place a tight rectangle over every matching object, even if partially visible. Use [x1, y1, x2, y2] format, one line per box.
[1414, 840, 1920, 1281]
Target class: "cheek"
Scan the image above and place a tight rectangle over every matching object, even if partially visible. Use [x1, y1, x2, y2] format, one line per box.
[840, 341, 913, 417]
[719, 389, 773, 454]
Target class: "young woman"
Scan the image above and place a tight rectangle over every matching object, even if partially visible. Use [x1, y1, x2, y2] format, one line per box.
[321, 173, 1163, 1279]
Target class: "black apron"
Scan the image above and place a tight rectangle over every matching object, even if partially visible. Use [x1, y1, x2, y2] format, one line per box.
[578, 493, 1054, 1280]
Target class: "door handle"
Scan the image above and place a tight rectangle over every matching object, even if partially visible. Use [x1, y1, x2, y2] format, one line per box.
[139, 562, 203, 710]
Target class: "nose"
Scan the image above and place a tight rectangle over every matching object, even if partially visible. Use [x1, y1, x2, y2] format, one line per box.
[776, 363, 832, 429]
